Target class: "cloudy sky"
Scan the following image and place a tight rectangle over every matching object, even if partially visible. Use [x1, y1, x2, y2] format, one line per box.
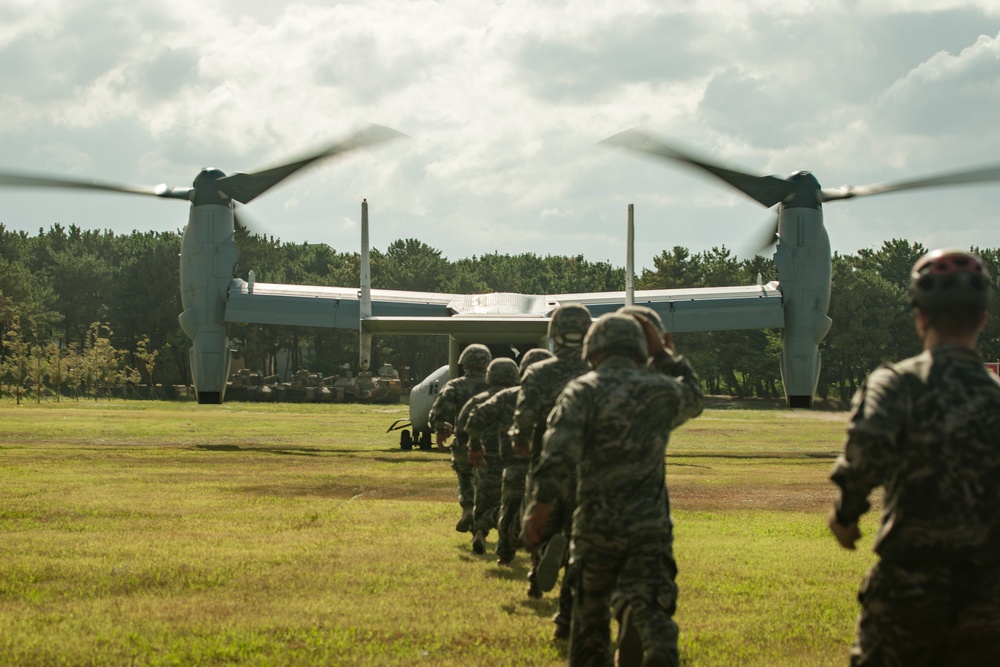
[2, 0, 1000, 274]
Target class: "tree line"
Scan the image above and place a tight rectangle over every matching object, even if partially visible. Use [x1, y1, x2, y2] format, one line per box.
[2, 223, 997, 403]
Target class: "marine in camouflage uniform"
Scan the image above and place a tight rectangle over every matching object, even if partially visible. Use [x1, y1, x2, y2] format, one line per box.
[614, 304, 679, 666]
[427, 343, 491, 533]
[467, 348, 554, 565]
[510, 304, 592, 629]
[525, 312, 703, 667]
[830, 249, 1000, 667]
[456, 357, 520, 554]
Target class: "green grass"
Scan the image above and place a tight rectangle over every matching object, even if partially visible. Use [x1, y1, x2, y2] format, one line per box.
[0, 400, 876, 665]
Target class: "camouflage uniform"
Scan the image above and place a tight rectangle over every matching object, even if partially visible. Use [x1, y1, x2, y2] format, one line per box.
[528, 313, 703, 667]
[831, 345, 1000, 666]
[428, 344, 491, 532]
[511, 305, 592, 614]
[468, 349, 554, 563]
[457, 358, 519, 552]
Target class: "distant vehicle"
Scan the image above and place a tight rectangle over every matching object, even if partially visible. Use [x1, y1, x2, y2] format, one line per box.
[225, 364, 402, 404]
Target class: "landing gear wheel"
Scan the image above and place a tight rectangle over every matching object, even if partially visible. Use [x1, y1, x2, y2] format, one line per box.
[400, 430, 413, 451]
[419, 431, 432, 450]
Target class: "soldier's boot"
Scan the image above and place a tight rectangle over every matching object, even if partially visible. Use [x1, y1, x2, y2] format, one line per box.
[615, 603, 644, 667]
[552, 611, 571, 641]
[496, 556, 512, 566]
[455, 506, 474, 533]
[638, 649, 678, 667]
[526, 580, 542, 599]
[509, 520, 522, 547]
[472, 530, 486, 555]
[536, 533, 566, 593]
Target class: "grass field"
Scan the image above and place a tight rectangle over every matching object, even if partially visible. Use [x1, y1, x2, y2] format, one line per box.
[0, 399, 878, 666]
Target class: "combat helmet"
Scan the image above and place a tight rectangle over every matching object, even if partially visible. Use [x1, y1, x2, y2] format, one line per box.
[583, 312, 648, 362]
[518, 348, 554, 378]
[909, 249, 990, 314]
[618, 305, 667, 340]
[486, 358, 519, 387]
[459, 343, 492, 371]
[548, 304, 592, 348]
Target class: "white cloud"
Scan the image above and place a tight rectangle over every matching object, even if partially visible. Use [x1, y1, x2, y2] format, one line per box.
[1, 0, 1000, 268]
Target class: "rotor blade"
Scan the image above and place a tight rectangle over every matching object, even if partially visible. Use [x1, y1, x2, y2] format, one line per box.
[740, 213, 779, 258]
[233, 204, 269, 239]
[600, 128, 797, 209]
[216, 124, 407, 204]
[0, 171, 192, 200]
[821, 163, 1000, 202]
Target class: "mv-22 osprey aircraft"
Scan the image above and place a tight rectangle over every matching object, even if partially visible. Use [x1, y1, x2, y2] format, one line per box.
[2, 124, 1000, 443]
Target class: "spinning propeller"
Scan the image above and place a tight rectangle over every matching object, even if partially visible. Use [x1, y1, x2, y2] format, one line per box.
[602, 127, 1000, 254]
[0, 123, 405, 233]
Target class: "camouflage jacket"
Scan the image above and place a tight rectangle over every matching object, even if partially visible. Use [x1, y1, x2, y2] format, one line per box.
[457, 387, 507, 457]
[427, 372, 489, 444]
[467, 385, 520, 463]
[831, 344, 1000, 564]
[509, 346, 591, 462]
[529, 351, 703, 529]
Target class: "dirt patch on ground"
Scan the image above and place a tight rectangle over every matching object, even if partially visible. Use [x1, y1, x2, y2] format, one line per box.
[670, 483, 836, 512]
[704, 395, 850, 414]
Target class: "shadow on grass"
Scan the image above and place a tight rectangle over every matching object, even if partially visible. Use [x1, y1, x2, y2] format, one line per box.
[371, 455, 451, 464]
[191, 444, 325, 457]
[669, 451, 837, 461]
[457, 541, 566, 625]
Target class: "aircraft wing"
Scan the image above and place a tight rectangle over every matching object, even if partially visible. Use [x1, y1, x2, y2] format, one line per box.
[225, 279, 785, 342]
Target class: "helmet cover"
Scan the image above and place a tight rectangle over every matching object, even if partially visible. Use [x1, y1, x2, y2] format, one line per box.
[909, 249, 990, 313]
[458, 343, 492, 371]
[582, 312, 648, 361]
[548, 304, 592, 348]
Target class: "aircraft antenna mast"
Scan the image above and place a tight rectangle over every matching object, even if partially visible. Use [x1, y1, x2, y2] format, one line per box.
[359, 199, 373, 371]
[626, 203, 635, 307]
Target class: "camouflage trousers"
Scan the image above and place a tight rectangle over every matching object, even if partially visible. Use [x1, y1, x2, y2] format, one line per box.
[450, 443, 475, 509]
[473, 454, 503, 535]
[569, 521, 679, 667]
[497, 460, 529, 561]
[851, 560, 1000, 667]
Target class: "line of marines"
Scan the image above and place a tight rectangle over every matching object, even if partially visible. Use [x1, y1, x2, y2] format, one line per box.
[429, 302, 702, 666]
[426, 248, 1000, 667]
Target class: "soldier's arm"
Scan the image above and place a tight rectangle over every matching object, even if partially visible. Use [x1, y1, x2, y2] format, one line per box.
[651, 350, 704, 427]
[460, 393, 495, 451]
[456, 397, 473, 434]
[428, 383, 457, 434]
[530, 382, 587, 505]
[453, 394, 478, 450]
[509, 370, 540, 449]
[830, 366, 906, 525]
[466, 392, 500, 440]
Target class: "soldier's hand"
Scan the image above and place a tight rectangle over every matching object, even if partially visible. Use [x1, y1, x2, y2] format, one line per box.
[828, 510, 861, 550]
[662, 331, 675, 354]
[636, 317, 665, 356]
[441, 422, 455, 438]
[468, 448, 486, 468]
[522, 502, 552, 554]
[435, 430, 450, 451]
[512, 437, 531, 459]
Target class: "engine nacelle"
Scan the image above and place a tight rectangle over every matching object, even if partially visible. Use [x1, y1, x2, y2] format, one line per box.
[179, 203, 236, 404]
[774, 196, 832, 408]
